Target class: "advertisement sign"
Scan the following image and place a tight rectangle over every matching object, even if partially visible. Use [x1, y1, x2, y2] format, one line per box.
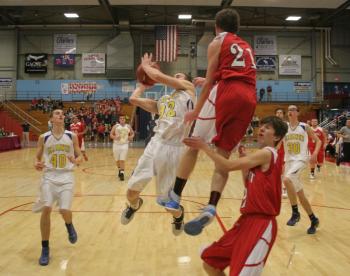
[294, 82, 312, 93]
[25, 53, 48, 73]
[54, 54, 75, 67]
[254, 35, 277, 55]
[53, 34, 77, 54]
[255, 56, 277, 71]
[0, 78, 13, 89]
[61, 82, 97, 94]
[279, 55, 301, 75]
[122, 81, 135, 93]
[82, 53, 105, 74]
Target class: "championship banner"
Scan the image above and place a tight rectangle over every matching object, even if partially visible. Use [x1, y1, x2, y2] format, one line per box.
[25, 53, 48, 73]
[294, 82, 312, 93]
[54, 34, 77, 54]
[255, 56, 277, 71]
[61, 82, 97, 94]
[254, 35, 277, 55]
[279, 55, 301, 75]
[82, 53, 105, 74]
[54, 54, 75, 67]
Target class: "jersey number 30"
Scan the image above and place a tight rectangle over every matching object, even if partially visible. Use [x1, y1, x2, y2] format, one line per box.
[230, 44, 256, 69]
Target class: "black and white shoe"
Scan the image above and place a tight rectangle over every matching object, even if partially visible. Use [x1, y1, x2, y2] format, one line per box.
[172, 205, 184, 236]
[121, 198, 143, 225]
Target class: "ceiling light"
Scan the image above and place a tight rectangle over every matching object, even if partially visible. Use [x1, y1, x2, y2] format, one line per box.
[178, 14, 192, 20]
[286, 16, 301, 21]
[64, 13, 79, 18]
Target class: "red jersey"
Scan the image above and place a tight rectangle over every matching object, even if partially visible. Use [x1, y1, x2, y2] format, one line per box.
[277, 141, 284, 161]
[214, 32, 256, 86]
[240, 147, 282, 216]
[70, 122, 85, 146]
[308, 126, 325, 149]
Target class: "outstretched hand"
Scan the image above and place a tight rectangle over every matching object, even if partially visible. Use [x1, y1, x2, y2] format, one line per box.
[192, 77, 206, 87]
[183, 136, 207, 150]
[141, 53, 157, 68]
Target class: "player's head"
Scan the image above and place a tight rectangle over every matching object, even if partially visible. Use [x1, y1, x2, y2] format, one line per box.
[287, 105, 299, 120]
[174, 72, 191, 82]
[49, 109, 65, 125]
[119, 114, 126, 124]
[275, 108, 285, 120]
[311, 118, 318, 127]
[72, 116, 79, 123]
[258, 116, 288, 147]
[215, 8, 240, 34]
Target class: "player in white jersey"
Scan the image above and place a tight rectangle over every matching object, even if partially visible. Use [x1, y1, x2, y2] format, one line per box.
[283, 105, 321, 234]
[120, 53, 195, 235]
[33, 109, 82, 266]
[110, 114, 134, 181]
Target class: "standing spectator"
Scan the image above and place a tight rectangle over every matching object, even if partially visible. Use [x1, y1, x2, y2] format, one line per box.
[259, 87, 265, 102]
[337, 119, 350, 165]
[267, 85, 272, 101]
[21, 121, 30, 147]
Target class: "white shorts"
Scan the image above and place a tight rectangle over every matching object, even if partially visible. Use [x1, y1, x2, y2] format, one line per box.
[32, 178, 74, 212]
[284, 160, 306, 192]
[192, 84, 217, 143]
[113, 143, 129, 161]
[128, 137, 184, 202]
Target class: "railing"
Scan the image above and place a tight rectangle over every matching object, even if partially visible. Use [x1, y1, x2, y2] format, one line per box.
[320, 114, 346, 131]
[3, 101, 41, 133]
[6, 100, 42, 125]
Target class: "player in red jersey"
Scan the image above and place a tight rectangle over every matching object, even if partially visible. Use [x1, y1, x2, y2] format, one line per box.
[183, 116, 288, 276]
[165, 8, 257, 236]
[308, 118, 326, 179]
[275, 108, 288, 198]
[70, 116, 88, 161]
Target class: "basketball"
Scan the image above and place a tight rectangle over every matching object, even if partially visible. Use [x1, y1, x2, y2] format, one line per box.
[136, 63, 160, 86]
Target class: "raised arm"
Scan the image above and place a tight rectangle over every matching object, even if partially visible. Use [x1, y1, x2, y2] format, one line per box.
[129, 84, 158, 114]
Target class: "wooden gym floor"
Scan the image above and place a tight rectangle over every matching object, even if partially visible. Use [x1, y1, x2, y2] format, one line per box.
[0, 146, 350, 276]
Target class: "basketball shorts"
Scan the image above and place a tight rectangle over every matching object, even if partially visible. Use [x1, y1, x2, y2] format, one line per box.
[192, 80, 256, 152]
[32, 178, 74, 212]
[127, 137, 184, 202]
[113, 143, 129, 161]
[309, 146, 325, 164]
[284, 160, 306, 192]
[201, 215, 277, 275]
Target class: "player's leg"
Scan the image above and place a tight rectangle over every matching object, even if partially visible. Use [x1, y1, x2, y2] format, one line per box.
[283, 161, 302, 226]
[39, 206, 52, 266]
[81, 139, 88, 161]
[309, 147, 316, 179]
[120, 141, 155, 224]
[203, 262, 226, 276]
[118, 144, 129, 181]
[184, 147, 230, 236]
[297, 189, 319, 234]
[317, 149, 324, 172]
[58, 184, 77, 243]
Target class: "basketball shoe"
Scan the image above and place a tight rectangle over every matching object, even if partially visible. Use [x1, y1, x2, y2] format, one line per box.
[39, 247, 49, 266]
[121, 198, 143, 225]
[184, 205, 216, 236]
[172, 205, 184, 236]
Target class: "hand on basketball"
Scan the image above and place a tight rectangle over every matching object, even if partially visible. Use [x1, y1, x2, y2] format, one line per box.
[34, 160, 45, 171]
[141, 53, 156, 68]
[183, 136, 207, 150]
[192, 77, 206, 87]
[184, 110, 198, 124]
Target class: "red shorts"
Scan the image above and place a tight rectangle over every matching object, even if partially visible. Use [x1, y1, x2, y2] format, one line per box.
[309, 146, 324, 164]
[213, 80, 256, 151]
[201, 215, 277, 275]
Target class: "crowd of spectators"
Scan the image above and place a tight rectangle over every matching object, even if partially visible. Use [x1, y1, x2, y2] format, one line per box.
[0, 127, 11, 137]
[30, 97, 64, 113]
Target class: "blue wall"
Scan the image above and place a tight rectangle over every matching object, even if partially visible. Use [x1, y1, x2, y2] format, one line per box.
[16, 79, 314, 102]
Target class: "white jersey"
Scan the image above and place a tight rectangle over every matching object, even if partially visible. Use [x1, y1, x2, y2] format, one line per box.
[42, 130, 75, 184]
[154, 90, 194, 145]
[113, 123, 131, 145]
[284, 122, 309, 162]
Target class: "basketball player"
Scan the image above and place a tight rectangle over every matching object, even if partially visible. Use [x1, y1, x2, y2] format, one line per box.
[275, 108, 288, 198]
[110, 114, 134, 181]
[120, 53, 195, 235]
[183, 116, 288, 275]
[33, 109, 82, 266]
[165, 8, 257, 236]
[308, 118, 326, 179]
[283, 105, 321, 234]
[70, 116, 88, 161]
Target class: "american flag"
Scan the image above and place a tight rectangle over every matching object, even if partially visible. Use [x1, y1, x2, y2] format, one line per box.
[155, 25, 178, 62]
